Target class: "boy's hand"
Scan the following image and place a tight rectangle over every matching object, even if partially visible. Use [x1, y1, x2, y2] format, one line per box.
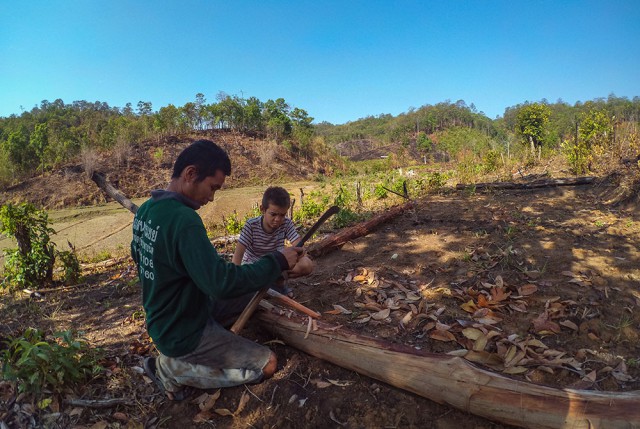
[280, 246, 303, 270]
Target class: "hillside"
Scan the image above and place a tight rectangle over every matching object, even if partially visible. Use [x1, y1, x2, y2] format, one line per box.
[0, 130, 341, 209]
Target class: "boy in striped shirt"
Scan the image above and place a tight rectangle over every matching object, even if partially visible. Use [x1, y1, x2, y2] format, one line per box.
[232, 187, 313, 293]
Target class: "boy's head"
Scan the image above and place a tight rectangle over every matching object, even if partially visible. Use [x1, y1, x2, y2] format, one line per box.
[261, 186, 291, 211]
[260, 187, 291, 233]
[172, 139, 231, 182]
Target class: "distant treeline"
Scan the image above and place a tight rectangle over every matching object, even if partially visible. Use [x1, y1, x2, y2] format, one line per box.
[316, 95, 640, 168]
[317, 96, 640, 146]
[0, 92, 314, 182]
[1, 92, 639, 185]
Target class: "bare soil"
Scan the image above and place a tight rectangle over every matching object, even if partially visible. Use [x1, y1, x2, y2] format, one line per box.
[2, 178, 640, 428]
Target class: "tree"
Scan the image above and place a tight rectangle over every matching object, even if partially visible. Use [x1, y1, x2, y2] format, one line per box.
[194, 93, 207, 130]
[579, 108, 613, 150]
[516, 103, 551, 155]
[290, 107, 314, 150]
[243, 97, 264, 132]
[3, 127, 34, 172]
[264, 98, 292, 141]
[30, 123, 48, 175]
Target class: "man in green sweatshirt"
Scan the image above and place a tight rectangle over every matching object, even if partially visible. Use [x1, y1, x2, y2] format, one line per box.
[132, 139, 302, 400]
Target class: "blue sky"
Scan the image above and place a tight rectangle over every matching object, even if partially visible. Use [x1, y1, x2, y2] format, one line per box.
[1, 1, 639, 124]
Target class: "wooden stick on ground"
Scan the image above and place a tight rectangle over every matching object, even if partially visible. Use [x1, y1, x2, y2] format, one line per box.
[308, 201, 414, 258]
[266, 288, 321, 319]
[456, 176, 596, 191]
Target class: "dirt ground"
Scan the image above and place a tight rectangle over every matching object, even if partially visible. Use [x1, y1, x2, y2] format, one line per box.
[1, 179, 639, 429]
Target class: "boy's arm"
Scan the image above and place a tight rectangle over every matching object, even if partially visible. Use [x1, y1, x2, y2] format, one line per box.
[284, 218, 301, 246]
[232, 242, 246, 265]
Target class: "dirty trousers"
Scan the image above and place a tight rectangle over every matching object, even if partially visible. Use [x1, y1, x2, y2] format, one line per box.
[155, 294, 272, 393]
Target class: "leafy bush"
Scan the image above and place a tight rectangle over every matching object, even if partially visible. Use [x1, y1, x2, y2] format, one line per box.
[153, 147, 164, 165]
[1, 328, 103, 395]
[293, 199, 325, 223]
[416, 132, 433, 152]
[333, 186, 352, 208]
[426, 172, 448, 190]
[1, 203, 56, 290]
[1, 203, 81, 290]
[456, 158, 484, 184]
[332, 208, 362, 228]
[222, 210, 244, 235]
[561, 138, 591, 174]
[482, 149, 501, 173]
[57, 249, 80, 284]
[374, 184, 388, 199]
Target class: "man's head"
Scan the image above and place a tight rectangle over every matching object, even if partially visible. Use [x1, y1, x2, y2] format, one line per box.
[260, 186, 291, 233]
[170, 140, 232, 207]
[172, 139, 231, 181]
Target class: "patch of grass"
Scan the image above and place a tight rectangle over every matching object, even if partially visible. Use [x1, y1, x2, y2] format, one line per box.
[504, 225, 519, 240]
[84, 249, 113, 263]
[627, 358, 640, 368]
[474, 229, 488, 238]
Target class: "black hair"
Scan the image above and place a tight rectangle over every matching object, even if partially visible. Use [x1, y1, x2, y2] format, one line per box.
[262, 186, 291, 209]
[171, 139, 231, 181]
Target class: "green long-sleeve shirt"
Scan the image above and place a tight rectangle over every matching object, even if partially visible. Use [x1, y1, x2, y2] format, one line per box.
[131, 191, 285, 357]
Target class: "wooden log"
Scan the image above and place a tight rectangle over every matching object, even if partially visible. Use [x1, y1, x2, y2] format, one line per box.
[456, 177, 596, 191]
[308, 201, 414, 258]
[90, 171, 138, 214]
[258, 310, 640, 429]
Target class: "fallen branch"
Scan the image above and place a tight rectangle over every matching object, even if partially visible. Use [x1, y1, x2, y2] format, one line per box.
[258, 310, 640, 429]
[90, 171, 138, 214]
[22, 283, 86, 295]
[64, 397, 129, 408]
[456, 176, 596, 191]
[80, 257, 128, 270]
[308, 201, 414, 258]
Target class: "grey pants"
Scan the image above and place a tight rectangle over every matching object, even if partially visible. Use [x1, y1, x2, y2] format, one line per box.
[155, 294, 272, 393]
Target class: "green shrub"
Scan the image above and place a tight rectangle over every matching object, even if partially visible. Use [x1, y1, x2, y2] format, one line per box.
[416, 132, 433, 152]
[153, 147, 164, 165]
[333, 186, 353, 208]
[482, 150, 501, 173]
[1, 203, 84, 289]
[222, 210, 244, 235]
[332, 208, 362, 228]
[426, 172, 448, 190]
[374, 184, 388, 199]
[293, 199, 325, 223]
[57, 249, 80, 284]
[1, 328, 103, 395]
[561, 138, 590, 174]
[1, 203, 56, 290]
[456, 159, 483, 184]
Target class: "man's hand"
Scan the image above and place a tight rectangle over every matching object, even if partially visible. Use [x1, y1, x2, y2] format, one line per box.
[280, 246, 303, 270]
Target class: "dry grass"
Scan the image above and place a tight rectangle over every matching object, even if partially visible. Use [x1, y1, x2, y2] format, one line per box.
[256, 140, 278, 165]
[80, 147, 99, 179]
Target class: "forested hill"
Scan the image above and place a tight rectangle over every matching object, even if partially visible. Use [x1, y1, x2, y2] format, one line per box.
[1, 93, 639, 208]
[316, 96, 640, 155]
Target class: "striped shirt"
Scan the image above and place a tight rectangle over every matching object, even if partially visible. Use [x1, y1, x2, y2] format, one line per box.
[238, 216, 300, 264]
